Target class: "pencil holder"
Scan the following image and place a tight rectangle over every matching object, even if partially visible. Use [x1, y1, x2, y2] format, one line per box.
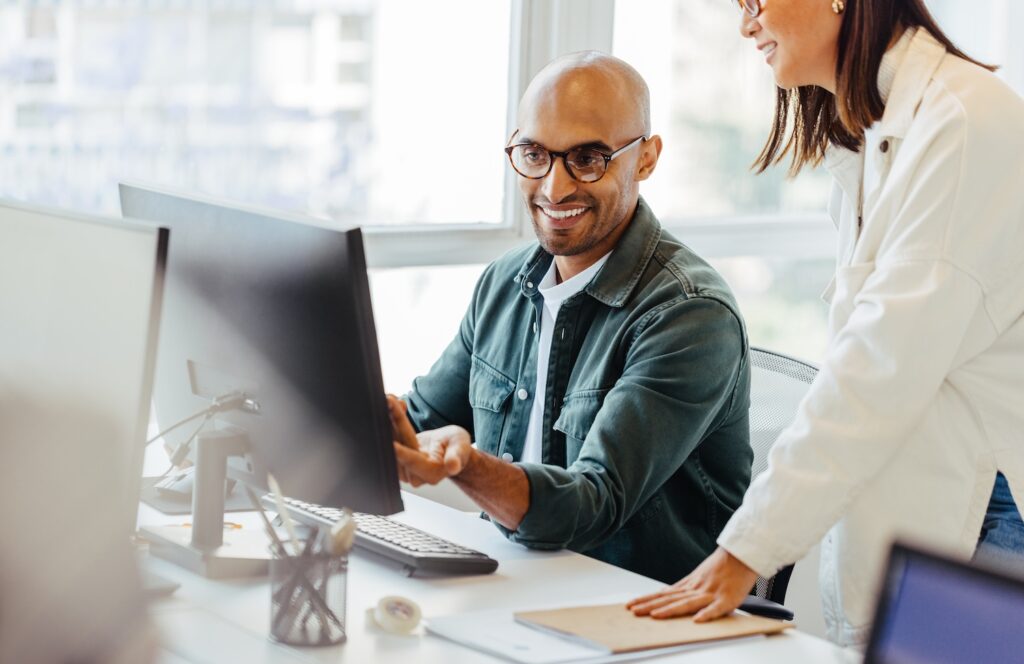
[269, 544, 348, 646]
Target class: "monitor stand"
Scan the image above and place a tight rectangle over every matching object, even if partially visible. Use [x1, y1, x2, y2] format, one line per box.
[140, 429, 271, 579]
[139, 565, 180, 599]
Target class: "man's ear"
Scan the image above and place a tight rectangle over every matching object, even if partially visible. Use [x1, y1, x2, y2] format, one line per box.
[636, 135, 663, 182]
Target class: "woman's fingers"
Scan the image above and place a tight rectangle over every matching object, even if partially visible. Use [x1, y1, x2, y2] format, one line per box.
[626, 577, 693, 610]
[629, 592, 689, 616]
[626, 588, 673, 610]
[693, 598, 735, 623]
[649, 593, 714, 619]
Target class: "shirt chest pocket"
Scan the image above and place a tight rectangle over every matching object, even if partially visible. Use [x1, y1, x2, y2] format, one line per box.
[553, 390, 607, 464]
[826, 261, 876, 337]
[468, 355, 515, 452]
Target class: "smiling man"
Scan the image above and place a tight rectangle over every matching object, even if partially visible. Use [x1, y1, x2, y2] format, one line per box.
[390, 51, 753, 583]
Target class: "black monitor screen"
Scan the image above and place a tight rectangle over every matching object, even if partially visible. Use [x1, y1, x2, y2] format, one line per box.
[120, 183, 402, 515]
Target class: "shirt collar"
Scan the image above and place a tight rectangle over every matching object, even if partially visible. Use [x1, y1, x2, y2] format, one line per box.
[514, 196, 662, 308]
[538, 251, 611, 303]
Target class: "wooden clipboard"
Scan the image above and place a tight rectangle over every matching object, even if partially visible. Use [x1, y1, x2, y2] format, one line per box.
[514, 603, 792, 654]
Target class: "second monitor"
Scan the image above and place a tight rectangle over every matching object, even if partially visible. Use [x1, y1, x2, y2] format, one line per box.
[123, 183, 499, 579]
[121, 182, 402, 516]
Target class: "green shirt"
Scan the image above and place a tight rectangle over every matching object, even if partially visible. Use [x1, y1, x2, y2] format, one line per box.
[405, 198, 752, 583]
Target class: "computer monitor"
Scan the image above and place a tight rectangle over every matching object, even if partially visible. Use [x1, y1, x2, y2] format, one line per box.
[119, 183, 402, 522]
[0, 198, 166, 660]
[0, 198, 167, 532]
[864, 541, 1024, 664]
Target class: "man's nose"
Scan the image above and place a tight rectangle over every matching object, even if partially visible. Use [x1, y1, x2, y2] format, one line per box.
[539, 156, 578, 203]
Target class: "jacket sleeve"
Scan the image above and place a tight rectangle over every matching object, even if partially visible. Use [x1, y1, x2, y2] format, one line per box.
[717, 98, 1001, 577]
[496, 296, 748, 551]
[719, 260, 987, 576]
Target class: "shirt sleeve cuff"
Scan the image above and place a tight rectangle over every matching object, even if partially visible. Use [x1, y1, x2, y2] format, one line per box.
[490, 462, 572, 550]
[716, 506, 796, 579]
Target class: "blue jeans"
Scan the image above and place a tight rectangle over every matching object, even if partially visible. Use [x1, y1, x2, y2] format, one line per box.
[974, 472, 1024, 566]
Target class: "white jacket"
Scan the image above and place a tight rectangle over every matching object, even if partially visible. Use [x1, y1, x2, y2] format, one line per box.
[718, 28, 1024, 646]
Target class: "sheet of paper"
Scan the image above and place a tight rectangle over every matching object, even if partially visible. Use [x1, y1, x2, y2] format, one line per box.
[515, 603, 792, 654]
[426, 608, 763, 664]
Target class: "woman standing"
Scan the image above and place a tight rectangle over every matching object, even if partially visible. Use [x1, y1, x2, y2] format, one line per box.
[629, 0, 1024, 646]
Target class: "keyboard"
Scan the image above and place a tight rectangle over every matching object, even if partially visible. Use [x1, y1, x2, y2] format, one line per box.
[261, 494, 499, 576]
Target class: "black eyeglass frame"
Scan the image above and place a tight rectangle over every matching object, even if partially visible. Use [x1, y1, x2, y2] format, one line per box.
[734, 0, 761, 18]
[504, 133, 648, 183]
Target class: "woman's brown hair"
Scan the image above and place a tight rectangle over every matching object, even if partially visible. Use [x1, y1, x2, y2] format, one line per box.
[755, 0, 996, 176]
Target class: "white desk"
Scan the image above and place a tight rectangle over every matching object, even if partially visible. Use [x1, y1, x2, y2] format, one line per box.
[142, 493, 857, 663]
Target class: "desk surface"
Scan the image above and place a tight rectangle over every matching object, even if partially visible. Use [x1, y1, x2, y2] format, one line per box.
[142, 493, 857, 663]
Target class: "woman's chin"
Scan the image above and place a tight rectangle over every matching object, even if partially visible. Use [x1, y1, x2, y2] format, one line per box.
[771, 67, 795, 90]
[772, 65, 822, 92]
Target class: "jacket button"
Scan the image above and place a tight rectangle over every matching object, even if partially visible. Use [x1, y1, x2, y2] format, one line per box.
[526, 281, 534, 289]
[501, 453, 514, 462]
[517, 389, 529, 400]
[880, 139, 890, 153]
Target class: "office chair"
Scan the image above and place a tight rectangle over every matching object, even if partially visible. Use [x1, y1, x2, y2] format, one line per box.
[740, 347, 818, 620]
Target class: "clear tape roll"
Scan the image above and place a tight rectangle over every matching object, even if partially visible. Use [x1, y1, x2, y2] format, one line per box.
[371, 595, 421, 634]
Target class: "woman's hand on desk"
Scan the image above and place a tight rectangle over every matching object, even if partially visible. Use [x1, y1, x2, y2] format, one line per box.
[625, 547, 758, 622]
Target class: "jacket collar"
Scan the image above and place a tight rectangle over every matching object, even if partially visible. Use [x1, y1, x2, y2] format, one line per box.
[876, 27, 914, 106]
[876, 27, 946, 140]
[824, 27, 947, 182]
[514, 196, 662, 309]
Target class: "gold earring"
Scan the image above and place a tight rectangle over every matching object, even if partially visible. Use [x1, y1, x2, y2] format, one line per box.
[832, 0, 845, 13]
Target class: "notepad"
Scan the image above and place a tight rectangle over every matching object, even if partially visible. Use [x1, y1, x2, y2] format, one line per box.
[426, 607, 764, 664]
[514, 603, 792, 654]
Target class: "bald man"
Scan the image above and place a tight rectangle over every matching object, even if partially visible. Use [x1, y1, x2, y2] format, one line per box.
[390, 52, 752, 583]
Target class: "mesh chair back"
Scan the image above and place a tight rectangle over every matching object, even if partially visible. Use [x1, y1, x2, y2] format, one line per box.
[747, 347, 818, 605]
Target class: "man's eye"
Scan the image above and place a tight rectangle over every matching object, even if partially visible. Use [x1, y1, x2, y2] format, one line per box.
[522, 149, 546, 163]
[571, 151, 603, 168]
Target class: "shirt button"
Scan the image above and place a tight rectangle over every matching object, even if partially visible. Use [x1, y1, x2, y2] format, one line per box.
[880, 139, 890, 153]
[517, 388, 529, 400]
[501, 453, 513, 462]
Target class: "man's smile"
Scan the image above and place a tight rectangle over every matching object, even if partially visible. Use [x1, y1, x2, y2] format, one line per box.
[536, 204, 590, 229]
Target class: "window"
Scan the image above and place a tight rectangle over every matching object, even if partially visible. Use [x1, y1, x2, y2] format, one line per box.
[612, 0, 835, 361]
[369, 264, 485, 393]
[0, 1, 511, 226]
[927, 0, 1024, 93]
[711, 257, 833, 362]
[2, 0, 1020, 375]
[613, 0, 832, 219]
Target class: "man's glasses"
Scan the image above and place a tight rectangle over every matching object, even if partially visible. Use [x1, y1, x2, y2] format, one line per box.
[504, 134, 647, 183]
[733, 0, 762, 18]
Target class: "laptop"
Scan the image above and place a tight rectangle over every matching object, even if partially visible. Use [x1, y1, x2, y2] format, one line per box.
[864, 541, 1024, 664]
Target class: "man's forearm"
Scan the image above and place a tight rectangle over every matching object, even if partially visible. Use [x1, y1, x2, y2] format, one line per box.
[452, 448, 530, 531]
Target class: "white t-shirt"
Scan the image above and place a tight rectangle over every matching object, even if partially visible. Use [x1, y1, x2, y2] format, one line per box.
[520, 253, 611, 465]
